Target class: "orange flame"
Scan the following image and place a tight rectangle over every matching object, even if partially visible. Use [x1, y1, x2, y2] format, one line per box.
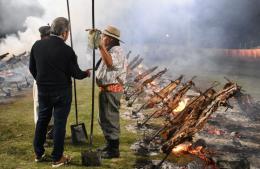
[151, 81, 157, 86]
[172, 142, 216, 168]
[137, 64, 143, 69]
[173, 98, 189, 113]
[172, 143, 191, 154]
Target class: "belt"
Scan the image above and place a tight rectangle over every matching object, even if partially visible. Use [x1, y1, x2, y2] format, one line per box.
[99, 84, 123, 92]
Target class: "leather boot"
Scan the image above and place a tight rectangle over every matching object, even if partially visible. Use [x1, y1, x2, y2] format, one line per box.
[97, 140, 109, 152]
[101, 139, 120, 159]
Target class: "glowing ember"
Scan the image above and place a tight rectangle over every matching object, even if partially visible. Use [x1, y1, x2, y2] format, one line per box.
[171, 142, 216, 168]
[172, 143, 191, 154]
[173, 98, 189, 113]
[0, 70, 14, 77]
[150, 81, 157, 86]
[206, 126, 225, 136]
[137, 64, 143, 69]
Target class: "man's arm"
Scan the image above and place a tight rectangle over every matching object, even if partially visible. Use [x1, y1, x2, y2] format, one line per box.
[99, 45, 113, 68]
[69, 50, 90, 79]
[29, 47, 37, 79]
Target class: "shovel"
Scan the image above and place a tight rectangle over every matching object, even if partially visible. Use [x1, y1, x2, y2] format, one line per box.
[81, 0, 102, 165]
[70, 112, 88, 145]
[70, 67, 92, 145]
[82, 150, 101, 166]
[81, 53, 102, 165]
[70, 75, 88, 144]
[65, 0, 88, 145]
[81, 48, 102, 166]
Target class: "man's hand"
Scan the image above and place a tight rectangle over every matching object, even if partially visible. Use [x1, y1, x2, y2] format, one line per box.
[85, 68, 92, 77]
[98, 37, 105, 49]
[98, 35, 113, 68]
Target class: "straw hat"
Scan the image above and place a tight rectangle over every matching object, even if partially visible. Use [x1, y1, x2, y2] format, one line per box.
[103, 25, 124, 43]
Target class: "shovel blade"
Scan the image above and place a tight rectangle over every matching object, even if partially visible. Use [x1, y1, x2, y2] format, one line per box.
[81, 150, 102, 166]
[70, 123, 88, 145]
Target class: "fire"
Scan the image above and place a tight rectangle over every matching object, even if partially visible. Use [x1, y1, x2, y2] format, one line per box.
[137, 64, 143, 69]
[172, 142, 191, 154]
[136, 64, 144, 75]
[172, 143, 206, 158]
[151, 81, 157, 86]
[173, 98, 189, 113]
[171, 142, 217, 168]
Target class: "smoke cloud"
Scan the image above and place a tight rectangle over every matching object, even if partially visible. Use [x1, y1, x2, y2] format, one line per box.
[0, 0, 44, 37]
[1, 0, 260, 72]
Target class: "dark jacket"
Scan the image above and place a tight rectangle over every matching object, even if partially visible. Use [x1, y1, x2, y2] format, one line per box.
[29, 36, 87, 91]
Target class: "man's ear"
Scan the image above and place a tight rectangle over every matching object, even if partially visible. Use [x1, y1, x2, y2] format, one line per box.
[62, 31, 68, 41]
[61, 32, 65, 39]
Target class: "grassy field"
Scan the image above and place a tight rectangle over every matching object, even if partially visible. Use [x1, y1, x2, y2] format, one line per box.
[0, 79, 138, 169]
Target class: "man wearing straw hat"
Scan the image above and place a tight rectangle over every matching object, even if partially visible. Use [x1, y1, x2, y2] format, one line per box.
[29, 17, 91, 167]
[96, 25, 127, 158]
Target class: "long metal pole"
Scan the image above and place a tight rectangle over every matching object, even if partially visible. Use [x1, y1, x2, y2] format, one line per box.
[90, 0, 95, 146]
[66, 0, 79, 125]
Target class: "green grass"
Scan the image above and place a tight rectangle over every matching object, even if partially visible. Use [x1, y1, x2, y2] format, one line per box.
[0, 79, 138, 169]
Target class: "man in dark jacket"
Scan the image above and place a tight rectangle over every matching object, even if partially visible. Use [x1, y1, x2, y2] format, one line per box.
[29, 17, 90, 168]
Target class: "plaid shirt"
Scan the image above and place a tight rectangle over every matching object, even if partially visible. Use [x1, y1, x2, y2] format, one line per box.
[96, 46, 127, 86]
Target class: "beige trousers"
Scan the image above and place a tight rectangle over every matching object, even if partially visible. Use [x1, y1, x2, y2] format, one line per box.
[33, 80, 54, 125]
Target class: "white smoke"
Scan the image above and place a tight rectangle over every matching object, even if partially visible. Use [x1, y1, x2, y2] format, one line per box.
[1, 0, 260, 70]
[1, 0, 259, 100]
[0, 17, 45, 56]
[1, 0, 132, 67]
[0, 0, 43, 36]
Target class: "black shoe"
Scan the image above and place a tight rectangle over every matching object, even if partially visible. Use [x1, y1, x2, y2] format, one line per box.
[101, 139, 120, 159]
[101, 150, 120, 159]
[97, 138, 118, 152]
[97, 144, 109, 152]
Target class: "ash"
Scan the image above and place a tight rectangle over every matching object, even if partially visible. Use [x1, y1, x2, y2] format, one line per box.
[122, 51, 260, 169]
[194, 99, 259, 169]
[135, 158, 212, 169]
[134, 159, 182, 169]
[0, 52, 33, 103]
[130, 140, 160, 156]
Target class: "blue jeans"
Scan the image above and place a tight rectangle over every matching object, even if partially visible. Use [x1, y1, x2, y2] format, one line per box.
[33, 87, 72, 161]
